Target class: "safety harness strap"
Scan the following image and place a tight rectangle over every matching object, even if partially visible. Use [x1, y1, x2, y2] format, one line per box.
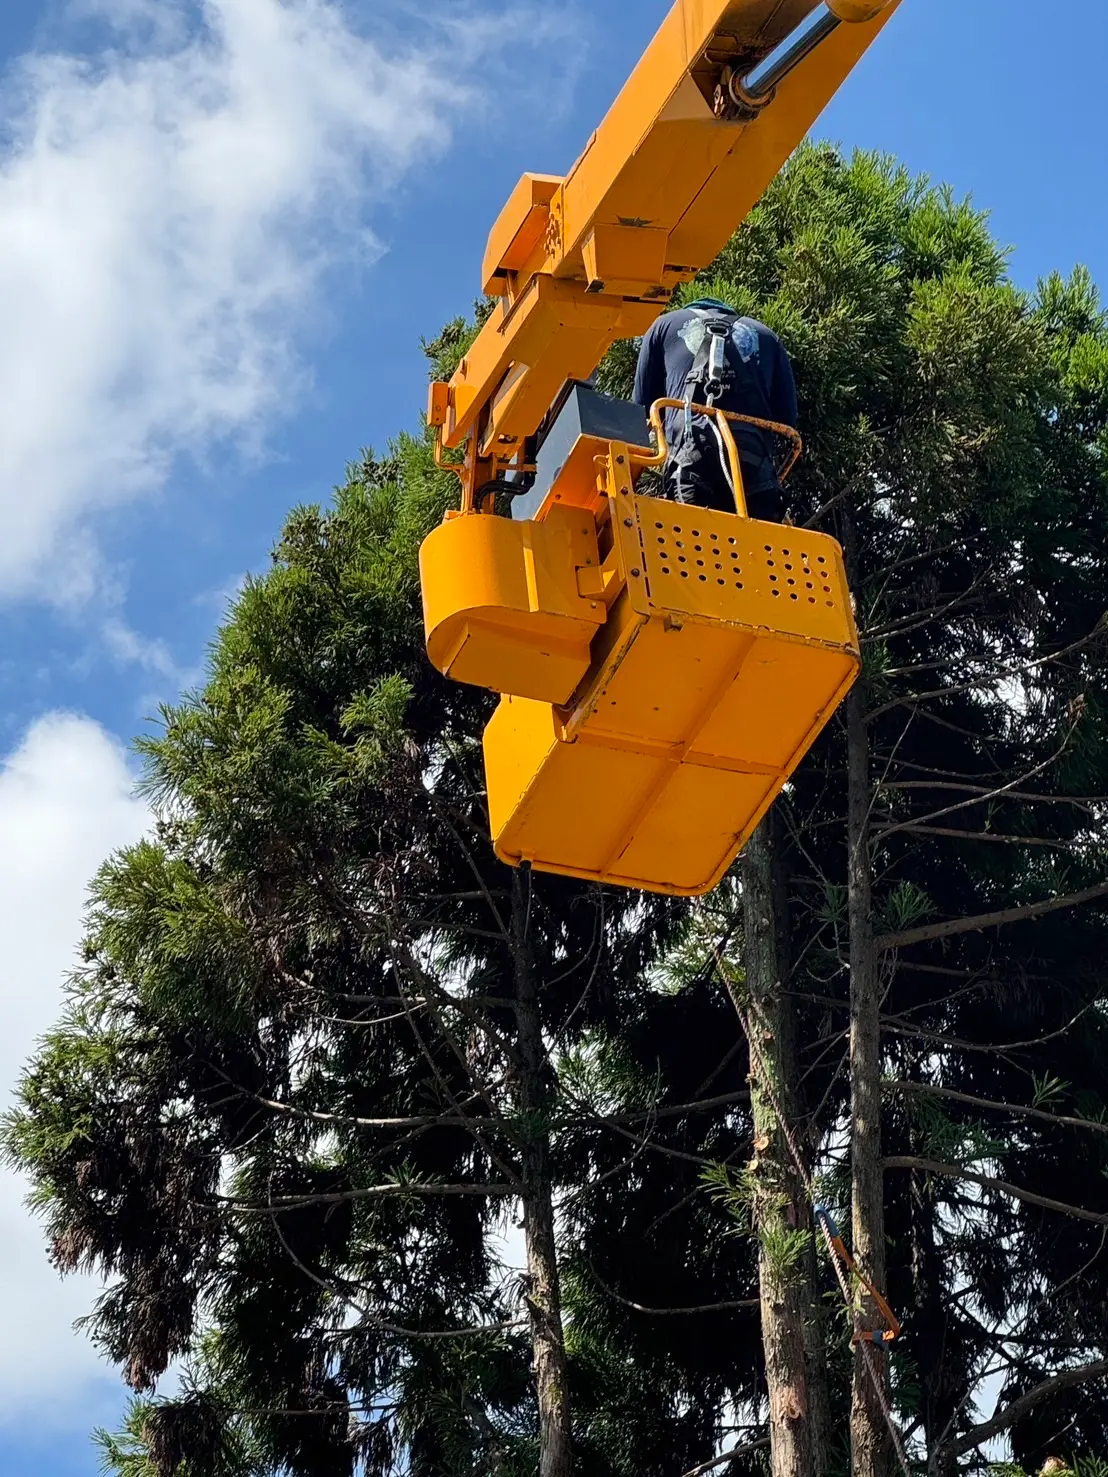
[673, 311, 779, 503]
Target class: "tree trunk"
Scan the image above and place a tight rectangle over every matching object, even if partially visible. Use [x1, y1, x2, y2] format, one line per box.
[802, 1214, 832, 1477]
[511, 872, 573, 1477]
[846, 675, 892, 1477]
[738, 817, 826, 1477]
[909, 1160, 958, 1477]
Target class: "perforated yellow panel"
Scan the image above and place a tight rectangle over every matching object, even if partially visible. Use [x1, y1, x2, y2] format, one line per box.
[636, 502, 849, 634]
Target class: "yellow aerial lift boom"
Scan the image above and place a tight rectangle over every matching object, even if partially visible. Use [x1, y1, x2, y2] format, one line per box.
[419, 0, 902, 897]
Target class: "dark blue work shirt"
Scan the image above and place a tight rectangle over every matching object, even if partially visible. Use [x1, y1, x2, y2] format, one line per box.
[632, 310, 797, 496]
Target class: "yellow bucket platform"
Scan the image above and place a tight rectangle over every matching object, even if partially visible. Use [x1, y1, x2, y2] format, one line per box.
[483, 492, 859, 896]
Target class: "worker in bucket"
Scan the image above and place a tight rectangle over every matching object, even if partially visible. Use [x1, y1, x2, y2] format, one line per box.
[632, 297, 797, 522]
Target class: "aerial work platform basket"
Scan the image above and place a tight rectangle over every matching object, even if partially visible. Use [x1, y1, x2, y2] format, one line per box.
[414, 0, 903, 895]
[419, 389, 860, 897]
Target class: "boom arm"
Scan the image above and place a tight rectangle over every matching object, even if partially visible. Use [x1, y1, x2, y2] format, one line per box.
[428, 0, 901, 505]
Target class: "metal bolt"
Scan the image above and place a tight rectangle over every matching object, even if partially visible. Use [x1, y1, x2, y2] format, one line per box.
[631, 567, 641, 578]
[616, 455, 625, 465]
[623, 518, 633, 527]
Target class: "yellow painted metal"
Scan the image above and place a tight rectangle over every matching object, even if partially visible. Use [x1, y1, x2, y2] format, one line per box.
[419, 503, 606, 706]
[447, 278, 657, 458]
[582, 223, 670, 296]
[827, 0, 895, 20]
[438, 0, 903, 466]
[481, 174, 562, 298]
[426, 380, 450, 429]
[483, 488, 860, 895]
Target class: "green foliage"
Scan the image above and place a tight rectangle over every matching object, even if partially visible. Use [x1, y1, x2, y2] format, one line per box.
[758, 1224, 813, 1284]
[876, 880, 934, 937]
[420, 299, 496, 382]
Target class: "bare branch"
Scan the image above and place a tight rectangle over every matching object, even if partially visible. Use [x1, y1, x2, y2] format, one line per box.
[873, 721, 1080, 841]
[881, 780, 1104, 812]
[225, 1087, 497, 1134]
[617, 1089, 751, 1121]
[216, 1182, 516, 1212]
[942, 1360, 1108, 1460]
[680, 1437, 771, 1477]
[592, 1113, 728, 1168]
[866, 625, 1104, 727]
[881, 1009, 1090, 1055]
[885, 1156, 1108, 1226]
[883, 824, 1092, 849]
[589, 1263, 758, 1317]
[888, 1080, 1108, 1138]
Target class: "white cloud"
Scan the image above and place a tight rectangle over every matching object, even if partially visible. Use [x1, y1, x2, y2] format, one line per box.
[101, 615, 183, 680]
[101, 610, 206, 687]
[0, 713, 149, 1419]
[0, 0, 576, 603]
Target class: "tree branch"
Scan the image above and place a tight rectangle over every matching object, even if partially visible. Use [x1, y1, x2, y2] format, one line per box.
[680, 1437, 771, 1477]
[941, 1360, 1108, 1460]
[880, 780, 1103, 811]
[865, 625, 1104, 727]
[885, 1156, 1108, 1226]
[888, 1080, 1108, 1138]
[874, 879, 1108, 952]
[873, 720, 1080, 840]
[881, 824, 1090, 849]
[216, 1182, 516, 1212]
[589, 1263, 758, 1317]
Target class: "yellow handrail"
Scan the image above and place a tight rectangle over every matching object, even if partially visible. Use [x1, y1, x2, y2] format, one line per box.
[630, 398, 804, 520]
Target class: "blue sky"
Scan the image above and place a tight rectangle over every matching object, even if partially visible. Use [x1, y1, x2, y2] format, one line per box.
[0, 1, 1105, 1471]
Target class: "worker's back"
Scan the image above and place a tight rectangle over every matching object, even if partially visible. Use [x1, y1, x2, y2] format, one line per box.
[632, 303, 797, 519]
